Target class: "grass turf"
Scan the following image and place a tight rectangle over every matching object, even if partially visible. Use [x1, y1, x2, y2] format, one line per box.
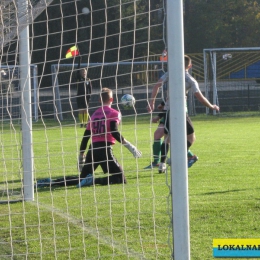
[1, 113, 260, 259]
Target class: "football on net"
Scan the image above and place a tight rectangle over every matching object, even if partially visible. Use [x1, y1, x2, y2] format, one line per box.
[121, 94, 135, 109]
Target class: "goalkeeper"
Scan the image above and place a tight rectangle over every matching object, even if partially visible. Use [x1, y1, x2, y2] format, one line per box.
[36, 88, 142, 188]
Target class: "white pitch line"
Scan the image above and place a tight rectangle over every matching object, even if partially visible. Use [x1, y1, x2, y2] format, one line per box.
[32, 202, 148, 260]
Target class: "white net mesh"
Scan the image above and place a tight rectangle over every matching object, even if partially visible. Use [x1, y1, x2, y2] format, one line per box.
[204, 48, 260, 114]
[0, 1, 174, 259]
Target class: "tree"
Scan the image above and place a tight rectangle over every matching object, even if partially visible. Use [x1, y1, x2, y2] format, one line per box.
[184, 0, 260, 53]
[31, 0, 165, 87]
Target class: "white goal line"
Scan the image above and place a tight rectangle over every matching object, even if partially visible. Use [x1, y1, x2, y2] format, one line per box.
[31, 201, 149, 259]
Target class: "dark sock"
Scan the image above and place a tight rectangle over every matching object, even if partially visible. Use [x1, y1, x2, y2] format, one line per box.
[188, 150, 193, 157]
[153, 139, 162, 164]
[160, 143, 169, 163]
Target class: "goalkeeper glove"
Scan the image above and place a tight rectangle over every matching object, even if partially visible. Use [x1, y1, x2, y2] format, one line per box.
[78, 154, 85, 172]
[124, 140, 142, 158]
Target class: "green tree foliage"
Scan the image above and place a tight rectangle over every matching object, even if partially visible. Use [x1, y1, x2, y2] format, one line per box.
[31, 0, 164, 87]
[24, 0, 260, 87]
[184, 0, 260, 52]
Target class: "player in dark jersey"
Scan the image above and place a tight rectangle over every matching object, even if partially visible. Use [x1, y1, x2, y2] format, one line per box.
[35, 88, 142, 189]
[76, 56, 92, 127]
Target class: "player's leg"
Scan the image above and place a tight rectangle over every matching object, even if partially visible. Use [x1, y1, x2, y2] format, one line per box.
[186, 114, 195, 148]
[152, 134, 162, 164]
[158, 135, 170, 173]
[186, 115, 198, 168]
[144, 124, 164, 169]
[188, 150, 193, 157]
[52, 176, 79, 186]
[153, 119, 166, 163]
[77, 96, 85, 127]
[35, 177, 53, 188]
[158, 111, 170, 173]
[53, 147, 99, 188]
[153, 113, 167, 165]
[144, 112, 167, 169]
[77, 143, 126, 187]
[79, 112, 84, 127]
[164, 114, 198, 168]
[77, 144, 100, 187]
[166, 148, 197, 166]
[188, 153, 198, 168]
[35, 175, 80, 188]
[82, 99, 89, 127]
[83, 109, 89, 126]
[97, 146, 126, 185]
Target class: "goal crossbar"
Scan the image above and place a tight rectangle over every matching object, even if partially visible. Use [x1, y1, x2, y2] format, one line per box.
[51, 61, 167, 120]
[203, 47, 260, 115]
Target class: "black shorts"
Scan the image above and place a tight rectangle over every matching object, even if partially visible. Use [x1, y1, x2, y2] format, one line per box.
[164, 110, 170, 134]
[81, 142, 124, 184]
[158, 112, 166, 125]
[164, 111, 195, 135]
[186, 114, 194, 135]
[77, 96, 89, 109]
[52, 142, 124, 186]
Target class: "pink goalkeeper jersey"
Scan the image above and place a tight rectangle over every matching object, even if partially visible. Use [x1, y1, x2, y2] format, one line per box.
[86, 105, 121, 144]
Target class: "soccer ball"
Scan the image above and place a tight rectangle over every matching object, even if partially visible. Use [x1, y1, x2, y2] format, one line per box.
[82, 7, 90, 14]
[222, 53, 232, 60]
[121, 94, 135, 109]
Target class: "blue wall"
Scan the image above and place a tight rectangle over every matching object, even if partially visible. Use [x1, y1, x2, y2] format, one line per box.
[230, 61, 260, 79]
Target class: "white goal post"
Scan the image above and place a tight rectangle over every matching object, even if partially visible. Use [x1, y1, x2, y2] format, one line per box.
[0, 63, 38, 202]
[0, 0, 194, 259]
[204, 47, 260, 115]
[0, 64, 38, 122]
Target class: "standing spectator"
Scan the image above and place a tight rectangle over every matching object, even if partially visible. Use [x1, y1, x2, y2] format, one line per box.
[76, 56, 92, 127]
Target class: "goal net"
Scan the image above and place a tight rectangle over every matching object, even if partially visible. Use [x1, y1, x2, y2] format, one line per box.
[0, 0, 178, 259]
[51, 61, 165, 120]
[203, 47, 260, 115]
[0, 64, 38, 204]
[0, 65, 38, 121]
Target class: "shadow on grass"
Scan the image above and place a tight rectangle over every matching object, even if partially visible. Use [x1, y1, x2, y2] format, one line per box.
[201, 189, 249, 195]
[0, 185, 23, 204]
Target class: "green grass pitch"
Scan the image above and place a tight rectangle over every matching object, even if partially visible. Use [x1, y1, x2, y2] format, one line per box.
[1, 113, 260, 259]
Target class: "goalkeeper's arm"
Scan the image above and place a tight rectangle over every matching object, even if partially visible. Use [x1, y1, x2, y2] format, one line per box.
[78, 128, 91, 171]
[80, 128, 91, 153]
[110, 121, 142, 158]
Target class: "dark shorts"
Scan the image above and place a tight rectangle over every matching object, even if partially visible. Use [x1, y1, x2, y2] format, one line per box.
[164, 110, 168, 134]
[77, 96, 89, 109]
[158, 112, 166, 125]
[51, 142, 125, 186]
[81, 142, 124, 184]
[164, 111, 195, 135]
[186, 114, 194, 135]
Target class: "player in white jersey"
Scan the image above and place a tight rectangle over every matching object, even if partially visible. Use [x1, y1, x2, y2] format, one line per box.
[147, 55, 219, 173]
